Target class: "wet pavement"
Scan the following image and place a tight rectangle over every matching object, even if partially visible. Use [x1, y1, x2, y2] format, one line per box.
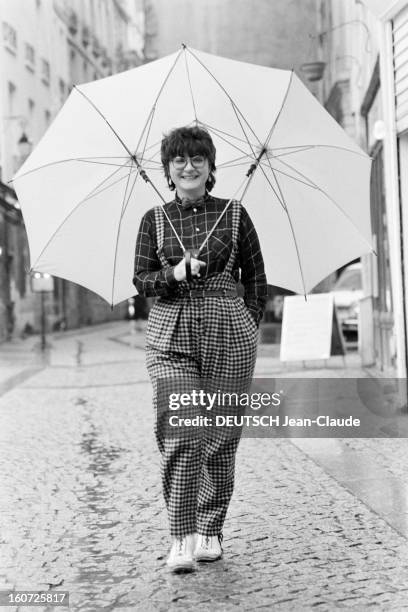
[0, 322, 407, 611]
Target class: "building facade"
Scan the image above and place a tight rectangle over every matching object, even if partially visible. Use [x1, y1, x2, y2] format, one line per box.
[310, 0, 400, 374]
[314, 0, 408, 377]
[378, 0, 408, 377]
[0, 0, 144, 341]
[144, 0, 321, 91]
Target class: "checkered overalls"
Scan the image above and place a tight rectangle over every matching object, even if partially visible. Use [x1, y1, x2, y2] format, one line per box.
[146, 200, 259, 537]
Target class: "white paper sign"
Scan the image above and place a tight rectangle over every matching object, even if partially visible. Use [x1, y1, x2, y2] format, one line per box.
[280, 293, 334, 362]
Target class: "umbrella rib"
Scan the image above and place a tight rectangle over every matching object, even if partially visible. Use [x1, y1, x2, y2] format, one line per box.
[151, 48, 185, 107]
[73, 159, 136, 168]
[252, 161, 287, 211]
[264, 70, 294, 149]
[12, 157, 131, 181]
[111, 160, 138, 305]
[30, 160, 136, 270]
[270, 143, 370, 158]
[260, 162, 318, 189]
[219, 161, 254, 169]
[143, 138, 162, 154]
[132, 107, 154, 157]
[191, 59, 290, 215]
[196, 175, 252, 256]
[229, 101, 258, 159]
[184, 49, 198, 123]
[84, 166, 138, 201]
[185, 46, 263, 147]
[197, 120, 258, 149]
[132, 48, 185, 157]
[269, 146, 316, 159]
[73, 85, 133, 158]
[270, 169, 308, 296]
[276, 156, 375, 253]
[217, 154, 253, 169]
[199, 122, 254, 159]
[136, 95, 158, 171]
[121, 167, 140, 219]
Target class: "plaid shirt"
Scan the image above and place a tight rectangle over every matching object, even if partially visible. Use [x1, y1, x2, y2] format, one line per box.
[133, 194, 268, 324]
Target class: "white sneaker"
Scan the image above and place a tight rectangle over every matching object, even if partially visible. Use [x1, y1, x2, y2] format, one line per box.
[166, 534, 196, 572]
[194, 534, 223, 562]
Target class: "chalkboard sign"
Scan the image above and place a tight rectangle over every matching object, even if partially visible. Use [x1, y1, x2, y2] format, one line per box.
[280, 293, 346, 362]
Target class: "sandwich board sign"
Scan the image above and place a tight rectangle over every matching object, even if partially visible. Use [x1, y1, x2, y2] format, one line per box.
[280, 293, 346, 362]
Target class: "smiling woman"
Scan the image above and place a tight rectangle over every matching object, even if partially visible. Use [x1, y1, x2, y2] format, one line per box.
[161, 126, 217, 199]
[133, 125, 268, 573]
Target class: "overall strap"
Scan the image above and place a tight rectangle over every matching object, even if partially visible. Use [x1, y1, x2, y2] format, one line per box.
[231, 199, 241, 246]
[154, 206, 164, 251]
[153, 205, 172, 270]
[225, 199, 242, 273]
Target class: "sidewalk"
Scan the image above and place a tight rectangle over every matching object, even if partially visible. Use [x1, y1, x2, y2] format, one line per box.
[0, 321, 407, 609]
[0, 320, 379, 382]
[255, 342, 372, 378]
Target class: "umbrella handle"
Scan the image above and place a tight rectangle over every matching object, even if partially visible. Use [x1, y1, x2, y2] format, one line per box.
[185, 250, 192, 283]
[185, 249, 199, 283]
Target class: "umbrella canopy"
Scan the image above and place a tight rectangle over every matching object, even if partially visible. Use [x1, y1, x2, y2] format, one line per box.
[13, 46, 373, 305]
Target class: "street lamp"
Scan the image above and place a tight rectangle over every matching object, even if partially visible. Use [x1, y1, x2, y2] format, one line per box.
[31, 271, 54, 351]
[17, 131, 32, 158]
[1, 116, 33, 178]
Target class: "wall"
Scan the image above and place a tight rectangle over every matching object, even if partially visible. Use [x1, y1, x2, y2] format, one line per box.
[145, 0, 320, 88]
[0, 0, 144, 340]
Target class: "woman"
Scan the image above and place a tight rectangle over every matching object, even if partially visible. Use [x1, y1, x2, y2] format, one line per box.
[133, 126, 267, 572]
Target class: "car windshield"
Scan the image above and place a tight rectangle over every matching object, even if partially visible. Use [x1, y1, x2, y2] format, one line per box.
[334, 269, 362, 291]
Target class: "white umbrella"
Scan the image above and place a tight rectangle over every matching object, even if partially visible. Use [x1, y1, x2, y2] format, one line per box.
[12, 45, 373, 305]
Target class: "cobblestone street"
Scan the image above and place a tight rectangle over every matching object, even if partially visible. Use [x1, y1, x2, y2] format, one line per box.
[0, 323, 408, 611]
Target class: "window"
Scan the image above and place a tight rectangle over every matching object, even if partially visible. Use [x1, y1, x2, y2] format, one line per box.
[334, 268, 362, 292]
[59, 78, 66, 103]
[44, 109, 51, 128]
[25, 43, 35, 71]
[8, 81, 16, 115]
[3, 21, 17, 54]
[41, 58, 50, 85]
[28, 99, 35, 130]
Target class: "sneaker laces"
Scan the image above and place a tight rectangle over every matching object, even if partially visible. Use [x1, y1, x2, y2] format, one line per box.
[200, 534, 223, 549]
[175, 537, 186, 556]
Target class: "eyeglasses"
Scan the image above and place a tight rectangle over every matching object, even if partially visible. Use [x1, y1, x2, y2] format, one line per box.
[171, 155, 207, 169]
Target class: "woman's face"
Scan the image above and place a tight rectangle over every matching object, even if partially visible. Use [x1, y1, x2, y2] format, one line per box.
[169, 153, 210, 199]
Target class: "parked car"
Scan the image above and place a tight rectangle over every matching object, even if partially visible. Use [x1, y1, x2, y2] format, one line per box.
[331, 263, 363, 341]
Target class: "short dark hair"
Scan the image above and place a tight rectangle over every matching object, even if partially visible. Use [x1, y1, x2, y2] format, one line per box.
[161, 126, 216, 192]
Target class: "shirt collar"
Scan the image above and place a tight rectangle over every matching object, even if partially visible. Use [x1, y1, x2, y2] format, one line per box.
[175, 191, 214, 210]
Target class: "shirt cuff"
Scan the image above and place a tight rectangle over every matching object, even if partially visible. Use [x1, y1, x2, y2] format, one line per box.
[164, 266, 179, 287]
[247, 306, 260, 327]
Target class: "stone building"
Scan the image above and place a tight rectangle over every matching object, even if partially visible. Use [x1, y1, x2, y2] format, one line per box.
[310, 0, 405, 375]
[144, 0, 319, 81]
[0, 0, 144, 340]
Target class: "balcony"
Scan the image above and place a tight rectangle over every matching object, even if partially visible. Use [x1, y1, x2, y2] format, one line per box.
[68, 10, 78, 36]
[82, 25, 90, 47]
[100, 47, 109, 67]
[92, 35, 101, 58]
